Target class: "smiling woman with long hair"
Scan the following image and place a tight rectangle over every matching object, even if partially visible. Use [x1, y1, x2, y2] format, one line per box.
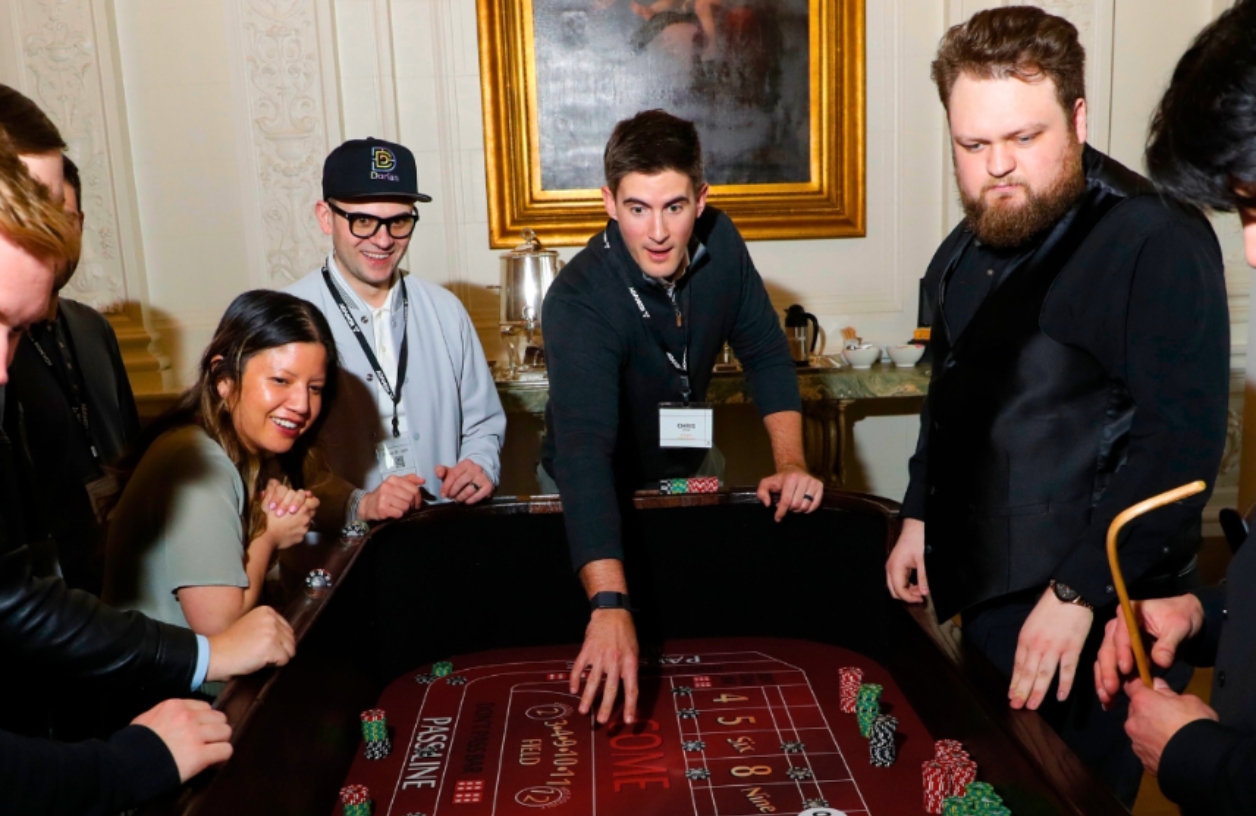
[103, 290, 340, 636]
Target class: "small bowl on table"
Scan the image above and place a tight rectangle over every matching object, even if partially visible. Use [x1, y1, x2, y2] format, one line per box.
[841, 344, 881, 370]
[886, 343, 926, 367]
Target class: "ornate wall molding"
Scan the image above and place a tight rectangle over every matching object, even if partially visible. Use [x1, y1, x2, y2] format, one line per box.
[7, 0, 131, 310]
[228, 0, 340, 287]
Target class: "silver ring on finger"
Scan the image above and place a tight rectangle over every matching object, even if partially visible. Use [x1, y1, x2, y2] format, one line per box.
[803, 493, 815, 502]
[470, 482, 481, 491]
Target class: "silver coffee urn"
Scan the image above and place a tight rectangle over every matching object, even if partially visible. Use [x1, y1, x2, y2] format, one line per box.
[495, 229, 562, 380]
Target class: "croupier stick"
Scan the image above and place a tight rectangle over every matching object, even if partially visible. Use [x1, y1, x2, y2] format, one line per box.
[1106, 480, 1207, 687]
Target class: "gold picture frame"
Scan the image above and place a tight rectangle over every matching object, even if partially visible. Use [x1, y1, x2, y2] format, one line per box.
[477, 0, 865, 248]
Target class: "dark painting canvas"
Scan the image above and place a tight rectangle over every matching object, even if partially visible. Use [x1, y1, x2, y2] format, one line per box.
[532, 0, 812, 190]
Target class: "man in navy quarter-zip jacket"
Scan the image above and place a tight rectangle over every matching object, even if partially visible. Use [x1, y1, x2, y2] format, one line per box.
[540, 109, 825, 730]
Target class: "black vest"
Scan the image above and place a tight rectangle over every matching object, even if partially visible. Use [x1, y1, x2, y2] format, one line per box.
[922, 149, 1158, 620]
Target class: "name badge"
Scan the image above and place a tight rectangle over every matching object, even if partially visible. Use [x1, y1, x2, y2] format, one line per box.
[85, 474, 120, 525]
[659, 402, 713, 449]
[376, 436, 417, 477]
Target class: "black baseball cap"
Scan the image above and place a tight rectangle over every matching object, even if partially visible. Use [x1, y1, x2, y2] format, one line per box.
[322, 137, 432, 203]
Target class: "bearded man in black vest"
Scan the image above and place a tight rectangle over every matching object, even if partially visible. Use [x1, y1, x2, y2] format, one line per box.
[885, 6, 1230, 806]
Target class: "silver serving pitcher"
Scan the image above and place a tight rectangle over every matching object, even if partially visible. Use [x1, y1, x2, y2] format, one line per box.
[493, 229, 562, 377]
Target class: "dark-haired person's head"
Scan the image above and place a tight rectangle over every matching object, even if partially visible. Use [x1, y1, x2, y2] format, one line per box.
[0, 84, 66, 206]
[932, 7, 1088, 249]
[1146, 0, 1256, 263]
[0, 127, 78, 381]
[58, 155, 84, 290]
[601, 109, 708, 280]
[62, 155, 82, 216]
[198, 290, 340, 466]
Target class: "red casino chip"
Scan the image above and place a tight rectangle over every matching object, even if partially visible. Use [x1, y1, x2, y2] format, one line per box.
[340, 784, 369, 805]
[688, 476, 719, 493]
[360, 709, 386, 723]
[921, 760, 949, 814]
[839, 666, 863, 713]
[948, 757, 978, 797]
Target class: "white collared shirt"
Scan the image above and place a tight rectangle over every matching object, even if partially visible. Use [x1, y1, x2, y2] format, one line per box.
[328, 257, 410, 435]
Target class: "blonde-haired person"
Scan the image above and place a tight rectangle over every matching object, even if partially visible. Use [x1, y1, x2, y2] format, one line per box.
[0, 127, 297, 814]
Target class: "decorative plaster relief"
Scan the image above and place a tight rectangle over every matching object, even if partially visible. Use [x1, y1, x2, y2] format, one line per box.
[237, 0, 335, 285]
[15, 0, 126, 310]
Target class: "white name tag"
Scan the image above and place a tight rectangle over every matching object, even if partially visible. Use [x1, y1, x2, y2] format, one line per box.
[376, 436, 417, 477]
[659, 403, 714, 449]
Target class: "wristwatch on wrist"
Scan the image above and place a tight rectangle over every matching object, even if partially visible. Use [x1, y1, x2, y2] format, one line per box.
[589, 591, 634, 613]
[1048, 579, 1094, 611]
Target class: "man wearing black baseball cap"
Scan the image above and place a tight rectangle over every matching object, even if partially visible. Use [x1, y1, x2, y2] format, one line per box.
[286, 138, 505, 521]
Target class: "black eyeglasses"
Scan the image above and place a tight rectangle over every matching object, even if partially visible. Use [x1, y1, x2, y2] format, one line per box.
[326, 201, 419, 239]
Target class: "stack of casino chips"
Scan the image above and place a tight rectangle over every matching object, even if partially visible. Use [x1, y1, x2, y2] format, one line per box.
[922, 760, 950, 814]
[940, 781, 1010, 815]
[838, 667, 863, 713]
[922, 740, 981, 813]
[432, 661, 454, 677]
[657, 477, 719, 495]
[360, 709, 391, 760]
[855, 683, 882, 737]
[340, 784, 371, 816]
[937, 741, 977, 798]
[868, 714, 898, 767]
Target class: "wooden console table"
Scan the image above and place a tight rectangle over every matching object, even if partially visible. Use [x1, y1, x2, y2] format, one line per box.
[495, 361, 931, 486]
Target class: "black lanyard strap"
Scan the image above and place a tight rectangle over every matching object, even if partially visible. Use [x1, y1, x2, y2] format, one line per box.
[321, 264, 409, 437]
[606, 232, 693, 403]
[29, 318, 98, 462]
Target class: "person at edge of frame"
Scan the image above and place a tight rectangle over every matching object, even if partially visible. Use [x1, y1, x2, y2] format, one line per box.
[0, 85, 141, 595]
[539, 108, 825, 727]
[0, 125, 297, 816]
[1094, 2, 1256, 814]
[883, 6, 1229, 807]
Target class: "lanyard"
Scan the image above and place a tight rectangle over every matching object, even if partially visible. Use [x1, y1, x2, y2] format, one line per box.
[28, 318, 98, 462]
[606, 231, 693, 403]
[321, 264, 410, 437]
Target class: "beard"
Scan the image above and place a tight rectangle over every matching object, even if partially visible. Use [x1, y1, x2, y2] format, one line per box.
[958, 146, 1087, 249]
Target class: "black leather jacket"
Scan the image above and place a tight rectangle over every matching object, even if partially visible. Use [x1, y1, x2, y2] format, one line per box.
[0, 385, 197, 813]
[0, 544, 198, 692]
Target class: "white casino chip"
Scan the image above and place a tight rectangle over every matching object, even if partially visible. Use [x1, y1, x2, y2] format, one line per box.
[797, 810, 848, 816]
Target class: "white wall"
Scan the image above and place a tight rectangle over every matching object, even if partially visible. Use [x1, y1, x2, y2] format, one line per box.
[0, 0, 1243, 503]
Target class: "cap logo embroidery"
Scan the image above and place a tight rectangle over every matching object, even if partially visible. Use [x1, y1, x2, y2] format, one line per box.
[372, 148, 396, 171]
[371, 147, 400, 182]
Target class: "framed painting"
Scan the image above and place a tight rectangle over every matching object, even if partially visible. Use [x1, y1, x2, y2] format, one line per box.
[477, 0, 865, 248]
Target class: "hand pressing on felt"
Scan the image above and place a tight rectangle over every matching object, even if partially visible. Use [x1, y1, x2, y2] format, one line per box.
[756, 462, 824, 522]
[886, 518, 928, 603]
[436, 459, 493, 505]
[132, 699, 233, 783]
[358, 473, 425, 520]
[1008, 587, 1094, 710]
[1094, 595, 1204, 709]
[572, 608, 640, 726]
[1124, 677, 1218, 775]
[259, 479, 318, 549]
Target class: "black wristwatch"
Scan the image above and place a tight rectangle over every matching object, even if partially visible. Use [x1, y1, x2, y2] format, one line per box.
[1048, 579, 1094, 611]
[590, 591, 634, 613]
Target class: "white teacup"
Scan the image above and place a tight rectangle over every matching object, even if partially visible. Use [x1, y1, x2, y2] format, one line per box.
[886, 343, 926, 367]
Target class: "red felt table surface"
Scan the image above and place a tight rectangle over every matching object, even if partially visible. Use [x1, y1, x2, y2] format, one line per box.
[337, 637, 938, 816]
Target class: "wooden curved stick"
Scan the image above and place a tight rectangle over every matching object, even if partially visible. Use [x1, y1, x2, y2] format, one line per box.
[1106, 481, 1206, 687]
